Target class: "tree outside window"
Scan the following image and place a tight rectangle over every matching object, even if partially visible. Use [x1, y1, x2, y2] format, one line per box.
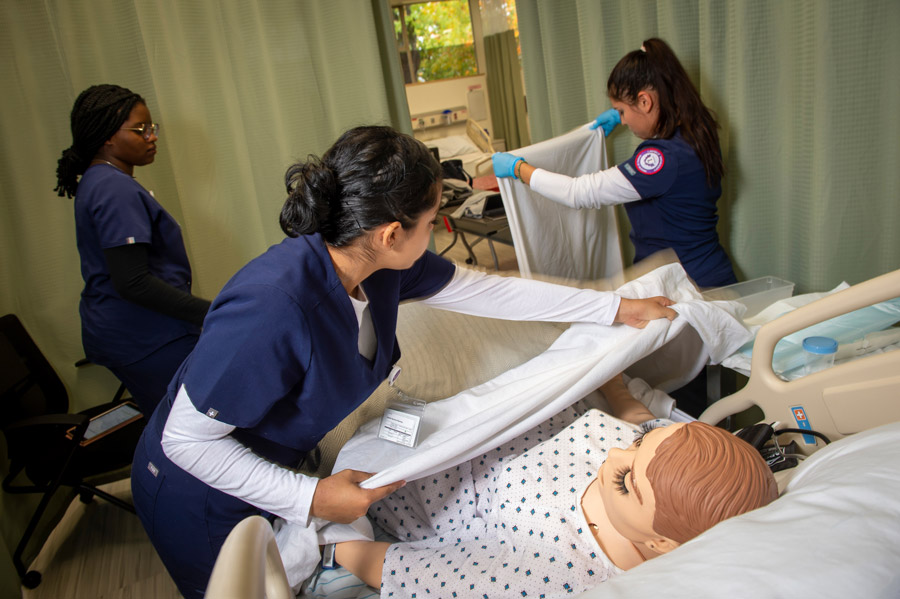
[393, 0, 478, 84]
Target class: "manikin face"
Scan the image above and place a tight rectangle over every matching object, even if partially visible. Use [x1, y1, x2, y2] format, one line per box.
[597, 422, 683, 546]
[104, 102, 158, 167]
[610, 89, 659, 140]
[386, 184, 440, 269]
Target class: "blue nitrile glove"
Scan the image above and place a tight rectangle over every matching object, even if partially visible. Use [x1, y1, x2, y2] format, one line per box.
[588, 109, 621, 136]
[492, 152, 524, 179]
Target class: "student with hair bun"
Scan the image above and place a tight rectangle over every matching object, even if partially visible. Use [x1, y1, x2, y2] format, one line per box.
[493, 38, 736, 289]
[131, 125, 677, 598]
[55, 84, 210, 415]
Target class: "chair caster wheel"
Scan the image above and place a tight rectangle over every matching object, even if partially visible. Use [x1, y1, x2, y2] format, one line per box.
[79, 490, 95, 504]
[465, 258, 474, 265]
[22, 570, 42, 589]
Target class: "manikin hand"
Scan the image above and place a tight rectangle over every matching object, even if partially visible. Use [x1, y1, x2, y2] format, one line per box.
[311, 469, 405, 524]
[588, 109, 621, 136]
[615, 296, 677, 329]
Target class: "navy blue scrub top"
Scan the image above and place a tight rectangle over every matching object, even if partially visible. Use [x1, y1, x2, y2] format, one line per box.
[74, 164, 199, 367]
[617, 131, 736, 288]
[168, 234, 455, 467]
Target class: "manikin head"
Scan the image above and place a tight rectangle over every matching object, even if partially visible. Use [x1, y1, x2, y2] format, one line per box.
[598, 421, 777, 556]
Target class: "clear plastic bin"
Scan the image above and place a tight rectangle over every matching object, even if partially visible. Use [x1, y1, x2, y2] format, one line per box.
[701, 276, 795, 318]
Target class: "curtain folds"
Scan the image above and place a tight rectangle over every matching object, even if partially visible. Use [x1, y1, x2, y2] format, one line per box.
[516, 0, 899, 293]
[0, 0, 410, 411]
[0, 0, 411, 580]
[484, 30, 531, 150]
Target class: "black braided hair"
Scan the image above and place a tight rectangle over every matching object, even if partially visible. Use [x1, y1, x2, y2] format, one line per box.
[55, 84, 145, 198]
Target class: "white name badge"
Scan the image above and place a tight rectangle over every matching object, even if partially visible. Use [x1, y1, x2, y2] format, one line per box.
[378, 392, 426, 448]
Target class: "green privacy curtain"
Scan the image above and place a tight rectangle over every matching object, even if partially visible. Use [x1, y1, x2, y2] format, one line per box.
[0, 0, 410, 580]
[0, 0, 410, 409]
[484, 30, 531, 150]
[516, 0, 900, 293]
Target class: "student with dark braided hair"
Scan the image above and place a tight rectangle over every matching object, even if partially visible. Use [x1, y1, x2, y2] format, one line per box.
[129, 125, 677, 598]
[55, 84, 210, 415]
[493, 38, 737, 289]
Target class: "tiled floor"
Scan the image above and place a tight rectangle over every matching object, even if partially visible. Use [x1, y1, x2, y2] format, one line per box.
[20, 227, 518, 598]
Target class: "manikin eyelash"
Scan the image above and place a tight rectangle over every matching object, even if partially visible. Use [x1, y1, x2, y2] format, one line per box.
[633, 420, 667, 446]
[613, 467, 630, 495]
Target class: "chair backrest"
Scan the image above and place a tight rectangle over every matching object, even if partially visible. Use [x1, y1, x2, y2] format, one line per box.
[0, 315, 69, 431]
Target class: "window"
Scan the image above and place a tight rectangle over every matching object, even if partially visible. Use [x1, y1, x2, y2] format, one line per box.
[393, 0, 479, 84]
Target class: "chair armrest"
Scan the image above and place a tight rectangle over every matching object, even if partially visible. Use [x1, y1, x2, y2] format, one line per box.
[5, 413, 88, 433]
[3, 413, 89, 455]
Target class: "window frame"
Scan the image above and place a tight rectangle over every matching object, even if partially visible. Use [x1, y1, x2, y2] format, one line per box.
[391, 0, 484, 86]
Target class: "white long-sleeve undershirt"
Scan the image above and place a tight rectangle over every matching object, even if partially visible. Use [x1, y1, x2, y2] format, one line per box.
[422, 265, 621, 326]
[529, 163, 641, 209]
[160, 265, 623, 526]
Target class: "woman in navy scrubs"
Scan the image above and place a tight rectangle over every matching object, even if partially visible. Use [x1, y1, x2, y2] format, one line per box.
[131, 125, 677, 598]
[493, 38, 736, 289]
[55, 84, 210, 415]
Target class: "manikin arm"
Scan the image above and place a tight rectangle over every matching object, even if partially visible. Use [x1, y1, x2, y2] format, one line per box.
[333, 541, 390, 588]
[598, 373, 656, 425]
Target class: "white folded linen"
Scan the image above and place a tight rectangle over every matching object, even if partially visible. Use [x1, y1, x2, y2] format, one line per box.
[336, 264, 751, 489]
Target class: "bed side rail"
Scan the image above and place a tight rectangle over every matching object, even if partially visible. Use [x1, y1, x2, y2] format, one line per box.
[700, 268, 900, 447]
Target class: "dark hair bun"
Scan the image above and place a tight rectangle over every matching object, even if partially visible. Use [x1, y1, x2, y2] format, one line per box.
[280, 158, 339, 237]
[279, 126, 441, 244]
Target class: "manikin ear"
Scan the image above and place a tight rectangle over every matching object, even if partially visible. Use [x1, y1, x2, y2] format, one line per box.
[644, 535, 680, 556]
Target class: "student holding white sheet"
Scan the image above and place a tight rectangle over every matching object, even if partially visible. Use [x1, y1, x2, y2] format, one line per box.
[130, 125, 677, 598]
[493, 38, 736, 289]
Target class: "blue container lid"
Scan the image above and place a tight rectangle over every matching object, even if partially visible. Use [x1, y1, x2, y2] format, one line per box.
[802, 336, 838, 355]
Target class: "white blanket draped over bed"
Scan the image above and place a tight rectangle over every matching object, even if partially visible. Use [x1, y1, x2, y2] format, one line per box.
[336, 264, 751, 488]
[496, 125, 623, 281]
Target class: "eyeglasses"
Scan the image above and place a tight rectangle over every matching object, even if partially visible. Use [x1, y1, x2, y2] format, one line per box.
[120, 123, 160, 140]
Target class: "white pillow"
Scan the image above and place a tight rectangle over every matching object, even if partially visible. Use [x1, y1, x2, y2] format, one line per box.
[581, 421, 900, 598]
[426, 134, 481, 159]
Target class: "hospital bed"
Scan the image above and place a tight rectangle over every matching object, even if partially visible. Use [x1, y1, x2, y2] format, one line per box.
[424, 119, 496, 178]
[203, 267, 900, 599]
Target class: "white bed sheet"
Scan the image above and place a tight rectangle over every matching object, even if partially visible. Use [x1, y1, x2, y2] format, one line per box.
[496, 125, 622, 281]
[335, 264, 751, 489]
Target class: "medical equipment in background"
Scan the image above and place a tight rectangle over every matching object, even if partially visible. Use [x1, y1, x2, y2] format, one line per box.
[802, 336, 838, 375]
[701, 268, 900, 449]
[701, 275, 795, 318]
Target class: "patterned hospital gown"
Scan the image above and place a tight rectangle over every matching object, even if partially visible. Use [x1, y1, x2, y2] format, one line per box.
[371, 405, 665, 599]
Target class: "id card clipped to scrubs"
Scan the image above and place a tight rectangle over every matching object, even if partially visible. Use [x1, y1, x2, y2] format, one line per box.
[378, 365, 426, 448]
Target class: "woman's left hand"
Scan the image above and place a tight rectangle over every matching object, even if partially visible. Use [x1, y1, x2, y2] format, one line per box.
[492, 152, 524, 179]
[310, 469, 405, 524]
[615, 296, 677, 329]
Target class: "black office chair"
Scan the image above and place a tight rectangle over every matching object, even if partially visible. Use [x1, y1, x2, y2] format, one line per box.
[0, 314, 145, 589]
